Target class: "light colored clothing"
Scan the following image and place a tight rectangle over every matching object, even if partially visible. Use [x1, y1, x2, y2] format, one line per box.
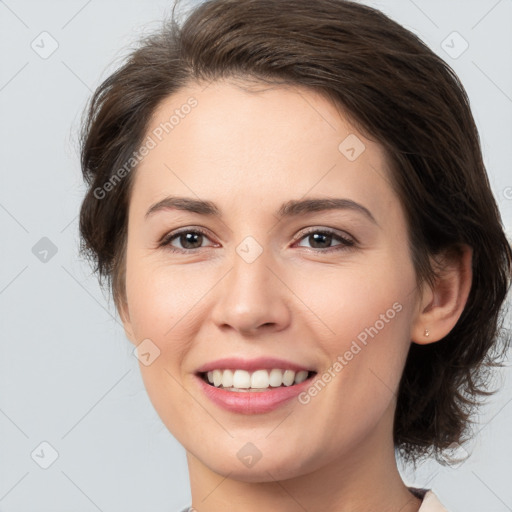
[179, 487, 449, 511]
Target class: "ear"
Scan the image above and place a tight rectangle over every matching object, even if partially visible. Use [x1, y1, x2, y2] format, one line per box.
[411, 244, 473, 344]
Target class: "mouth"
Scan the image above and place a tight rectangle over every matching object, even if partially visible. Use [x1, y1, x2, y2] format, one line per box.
[193, 357, 319, 413]
[197, 368, 318, 392]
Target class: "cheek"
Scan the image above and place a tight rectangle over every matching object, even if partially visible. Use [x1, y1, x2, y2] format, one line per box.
[124, 255, 205, 439]
[293, 252, 416, 398]
[288, 272, 414, 455]
[293, 250, 414, 341]
[124, 249, 209, 342]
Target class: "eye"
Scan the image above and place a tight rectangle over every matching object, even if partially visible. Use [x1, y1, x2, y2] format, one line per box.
[158, 226, 356, 254]
[159, 227, 216, 252]
[294, 228, 356, 252]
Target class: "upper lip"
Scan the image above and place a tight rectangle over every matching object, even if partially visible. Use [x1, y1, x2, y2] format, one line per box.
[195, 357, 316, 374]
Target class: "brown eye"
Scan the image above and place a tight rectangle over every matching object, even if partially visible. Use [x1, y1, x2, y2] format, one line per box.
[295, 229, 355, 252]
[160, 228, 214, 252]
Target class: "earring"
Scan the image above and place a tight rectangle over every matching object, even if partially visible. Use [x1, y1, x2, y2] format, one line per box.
[424, 328, 430, 337]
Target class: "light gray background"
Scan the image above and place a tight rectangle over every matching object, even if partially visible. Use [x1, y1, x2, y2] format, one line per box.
[0, 0, 511, 511]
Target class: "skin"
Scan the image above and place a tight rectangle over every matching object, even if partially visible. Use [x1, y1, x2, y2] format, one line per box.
[118, 79, 472, 512]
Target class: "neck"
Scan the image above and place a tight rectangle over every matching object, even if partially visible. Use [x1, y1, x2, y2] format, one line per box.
[185, 403, 422, 512]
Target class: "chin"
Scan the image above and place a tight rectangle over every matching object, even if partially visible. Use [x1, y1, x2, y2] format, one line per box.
[200, 448, 317, 483]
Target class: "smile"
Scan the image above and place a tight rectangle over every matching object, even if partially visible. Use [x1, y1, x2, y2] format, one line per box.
[195, 368, 318, 414]
[200, 368, 316, 391]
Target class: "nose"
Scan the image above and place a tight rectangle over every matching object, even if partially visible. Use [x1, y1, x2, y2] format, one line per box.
[209, 245, 292, 336]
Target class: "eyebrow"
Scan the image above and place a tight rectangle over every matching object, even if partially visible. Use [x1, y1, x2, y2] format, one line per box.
[145, 196, 378, 225]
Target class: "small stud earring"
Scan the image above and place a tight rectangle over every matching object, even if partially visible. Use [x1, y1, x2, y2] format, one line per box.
[424, 328, 430, 337]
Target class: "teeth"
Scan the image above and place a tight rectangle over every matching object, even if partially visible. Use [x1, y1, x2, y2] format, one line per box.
[268, 368, 283, 387]
[212, 370, 222, 387]
[251, 370, 269, 389]
[282, 369, 295, 386]
[205, 369, 311, 390]
[221, 369, 233, 388]
[233, 369, 250, 388]
[294, 370, 309, 384]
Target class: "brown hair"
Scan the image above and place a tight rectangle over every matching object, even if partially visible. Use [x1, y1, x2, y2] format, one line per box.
[78, 0, 512, 465]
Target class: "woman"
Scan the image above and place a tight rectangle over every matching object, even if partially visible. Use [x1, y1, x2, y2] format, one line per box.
[78, 0, 512, 510]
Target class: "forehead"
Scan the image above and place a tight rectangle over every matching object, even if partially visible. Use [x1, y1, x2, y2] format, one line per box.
[131, 79, 400, 225]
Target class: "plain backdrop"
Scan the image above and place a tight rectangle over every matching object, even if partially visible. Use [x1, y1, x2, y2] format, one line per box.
[0, 0, 511, 511]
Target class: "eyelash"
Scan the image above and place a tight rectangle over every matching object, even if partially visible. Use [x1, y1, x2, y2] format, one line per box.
[158, 227, 356, 254]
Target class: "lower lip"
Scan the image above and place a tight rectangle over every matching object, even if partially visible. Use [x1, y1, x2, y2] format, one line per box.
[194, 373, 315, 414]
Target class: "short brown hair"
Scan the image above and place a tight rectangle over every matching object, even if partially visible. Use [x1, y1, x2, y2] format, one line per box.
[78, 0, 512, 465]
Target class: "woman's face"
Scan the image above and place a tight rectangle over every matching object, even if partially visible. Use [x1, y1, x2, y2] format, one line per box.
[120, 79, 424, 481]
